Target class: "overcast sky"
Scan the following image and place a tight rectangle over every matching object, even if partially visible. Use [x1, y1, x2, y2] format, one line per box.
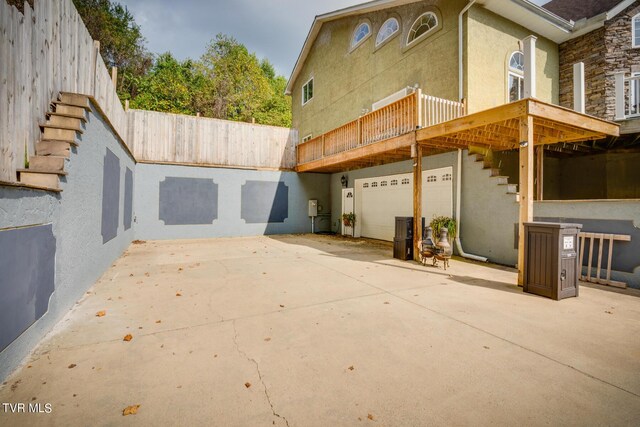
[118, 0, 549, 78]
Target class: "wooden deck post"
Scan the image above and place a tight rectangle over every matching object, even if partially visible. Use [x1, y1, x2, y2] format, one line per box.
[535, 146, 543, 201]
[518, 116, 534, 285]
[413, 142, 423, 261]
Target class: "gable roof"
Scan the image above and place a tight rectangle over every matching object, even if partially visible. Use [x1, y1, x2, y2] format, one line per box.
[285, 0, 631, 94]
[543, 0, 626, 22]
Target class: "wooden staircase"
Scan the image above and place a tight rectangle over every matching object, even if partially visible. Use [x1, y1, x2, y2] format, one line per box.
[17, 93, 90, 191]
[469, 151, 518, 196]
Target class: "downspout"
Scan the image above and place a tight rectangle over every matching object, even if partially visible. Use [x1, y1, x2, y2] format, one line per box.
[458, 0, 476, 101]
[455, 148, 488, 262]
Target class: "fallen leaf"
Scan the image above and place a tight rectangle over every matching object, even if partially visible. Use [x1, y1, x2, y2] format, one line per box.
[214, 354, 218, 358]
[129, 273, 134, 277]
[132, 240, 146, 245]
[264, 337, 271, 342]
[483, 346, 490, 350]
[155, 320, 161, 324]
[605, 311, 613, 314]
[122, 405, 140, 416]
[178, 268, 183, 272]
[348, 366, 355, 371]
[244, 382, 251, 388]
[367, 414, 375, 421]
[144, 272, 150, 277]
[176, 292, 182, 297]
[136, 281, 143, 284]
[279, 304, 285, 308]
[68, 364, 76, 369]
[383, 302, 390, 305]
[123, 334, 133, 342]
[27, 365, 32, 369]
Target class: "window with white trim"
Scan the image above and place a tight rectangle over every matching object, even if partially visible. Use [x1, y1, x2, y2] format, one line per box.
[630, 72, 640, 115]
[442, 173, 452, 181]
[302, 134, 313, 143]
[633, 14, 640, 47]
[508, 51, 525, 102]
[376, 18, 399, 47]
[407, 12, 438, 46]
[302, 78, 314, 105]
[351, 22, 371, 49]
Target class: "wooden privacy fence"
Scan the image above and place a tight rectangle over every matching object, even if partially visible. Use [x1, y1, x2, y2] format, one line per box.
[126, 110, 297, 169]
[296, 91, 465, 165]
[0, 0, 128, 183]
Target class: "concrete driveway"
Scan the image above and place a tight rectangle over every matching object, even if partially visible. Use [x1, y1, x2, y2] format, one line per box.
[1, 235, 640, 426]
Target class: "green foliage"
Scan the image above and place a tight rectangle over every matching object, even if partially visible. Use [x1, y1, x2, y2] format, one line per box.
[72, 0, 152, 100]
[430, 216, 457, 241]
[129, 53, 203, 114]
[342, 213, 356, 227]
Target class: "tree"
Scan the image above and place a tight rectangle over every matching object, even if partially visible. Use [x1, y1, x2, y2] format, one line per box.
[129, 53, 203, 114]
[254, 59, 292, 127]
[72, 0, 152, 101]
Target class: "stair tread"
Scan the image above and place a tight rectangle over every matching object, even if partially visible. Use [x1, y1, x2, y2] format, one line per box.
[18, 168, 67, 176]
[52, 100, 90, 110]
[39, 139, 79, 146]
[47, 111, 87, 121]
[40, 122, 84, 133]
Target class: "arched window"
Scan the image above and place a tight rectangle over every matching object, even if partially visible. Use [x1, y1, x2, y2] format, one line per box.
[633, 13, 640, 47]
[376, 18, 400, 47]
[351, 22, 371, 49]
[508, 51, 525, 102]
[407, 12, 438, 46]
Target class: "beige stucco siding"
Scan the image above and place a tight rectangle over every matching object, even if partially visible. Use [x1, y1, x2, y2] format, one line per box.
[291, 0, 467, 141]
[465, 6, 559, 114]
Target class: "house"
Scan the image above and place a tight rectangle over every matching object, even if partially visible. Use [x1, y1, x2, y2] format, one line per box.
[287, 0, 638, 286]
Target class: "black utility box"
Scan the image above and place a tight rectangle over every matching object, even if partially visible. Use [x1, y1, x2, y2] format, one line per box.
[523, 222, 582, 300]
[394, 217, 425, 240]
[393, 238, 413, 260]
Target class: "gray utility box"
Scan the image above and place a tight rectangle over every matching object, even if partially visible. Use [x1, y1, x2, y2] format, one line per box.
[523, 222, 582, 300]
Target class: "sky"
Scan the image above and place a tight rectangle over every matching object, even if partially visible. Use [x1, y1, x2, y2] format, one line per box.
[118, 0, 549, 78]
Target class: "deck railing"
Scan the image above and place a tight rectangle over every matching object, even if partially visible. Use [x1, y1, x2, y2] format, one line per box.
[296, 91, 465, 165]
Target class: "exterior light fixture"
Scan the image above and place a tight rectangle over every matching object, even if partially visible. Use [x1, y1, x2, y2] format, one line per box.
[341, 175, 348, 187]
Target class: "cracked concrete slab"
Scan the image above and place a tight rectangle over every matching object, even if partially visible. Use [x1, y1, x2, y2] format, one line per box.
[1, 235, 639, 426]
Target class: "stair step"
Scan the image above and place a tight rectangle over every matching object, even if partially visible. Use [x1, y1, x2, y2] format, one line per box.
[58, 92, 91, 109]
[17, 168, 67, 176]
[503, 184, 518, 194]
[29, 155, 66, 172]
[36, 140, 75, 157]
[42, 127, 79, 142]
[489, 168, 501, 177]
[53, 104, 86, 118]
[492, 175, 510, 185]
[41, 115, 84, 131]
[52, 99, 90, 111]
[47, 111, 87, 122]
[18, 171, 60, 190]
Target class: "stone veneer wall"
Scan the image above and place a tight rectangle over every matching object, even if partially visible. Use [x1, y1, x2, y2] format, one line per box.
[558, 2, 640, 121]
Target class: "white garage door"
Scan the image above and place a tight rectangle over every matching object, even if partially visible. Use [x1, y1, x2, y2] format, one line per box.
[354, 167, 453, 241]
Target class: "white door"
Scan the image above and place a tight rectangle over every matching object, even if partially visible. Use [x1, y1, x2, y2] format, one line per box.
[341, 188, 354, 236]
[354, 167, 453, 241]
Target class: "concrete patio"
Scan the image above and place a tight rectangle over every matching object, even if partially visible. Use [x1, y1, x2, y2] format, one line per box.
[1, 234, 639, 426]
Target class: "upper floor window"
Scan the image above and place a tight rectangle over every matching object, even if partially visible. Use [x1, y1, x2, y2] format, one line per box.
[302, 78, 314, 105]
[633, 14, 640, 47]
[302, 134, 313, 143]
[407, 12, 438, 46]
[376, 18, 400, 47]
[508, 51, 524, 102]
[351, 22, 371, 49]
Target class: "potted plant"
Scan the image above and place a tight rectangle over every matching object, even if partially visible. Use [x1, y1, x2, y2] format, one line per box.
[342, 212, 356, 228]
[430, 216, 457, 242]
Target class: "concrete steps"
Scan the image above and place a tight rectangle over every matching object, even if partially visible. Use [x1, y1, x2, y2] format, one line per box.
[469, 151, 518, 196]
[17, 92, 90, 192]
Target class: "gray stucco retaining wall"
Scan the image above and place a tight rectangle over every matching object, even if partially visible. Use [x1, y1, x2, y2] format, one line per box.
[134, 164, 331, 240]
[0, 102, 135, 380]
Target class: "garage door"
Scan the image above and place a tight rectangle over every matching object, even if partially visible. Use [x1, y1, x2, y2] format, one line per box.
[354, 167, 453, 241]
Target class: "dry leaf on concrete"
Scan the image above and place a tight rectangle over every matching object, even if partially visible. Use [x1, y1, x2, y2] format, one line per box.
[348, 366, 354, 371]
[155, 320, 161, 324]
[367, 413, 375, 420]
[264, 337, 271, 342]
[123, 334, 133, 342]
[96, 311, 106, 317]
[176, 292, 182, 297]
[122, 405, 140, 416]
[244, 382, 251, 388]
[68, 364, 76, 369]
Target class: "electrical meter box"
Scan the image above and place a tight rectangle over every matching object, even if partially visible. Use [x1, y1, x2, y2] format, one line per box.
[523, 222, 582, 300]
[308, 200, 318, 217]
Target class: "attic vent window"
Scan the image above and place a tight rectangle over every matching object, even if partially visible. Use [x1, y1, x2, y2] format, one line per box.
[407, 12, 438, 46]
[443, 173, 452, 181]
[351, 22, 371, 49]
[302, 78, 314, 105]
[376, 18, 399, 47]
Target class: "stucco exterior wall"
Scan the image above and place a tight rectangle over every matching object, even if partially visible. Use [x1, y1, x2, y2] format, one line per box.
[291, 0, 467, 141]
[0, 102, 135, 380]
[134, 164, 331, 240]
[465, 6, 559, 113]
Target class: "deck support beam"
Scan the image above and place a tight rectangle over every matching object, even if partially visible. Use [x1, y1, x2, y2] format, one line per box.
[413, 143, 423, 261]
[535, 146, 543, 201]
[518, 116, 534, 286]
